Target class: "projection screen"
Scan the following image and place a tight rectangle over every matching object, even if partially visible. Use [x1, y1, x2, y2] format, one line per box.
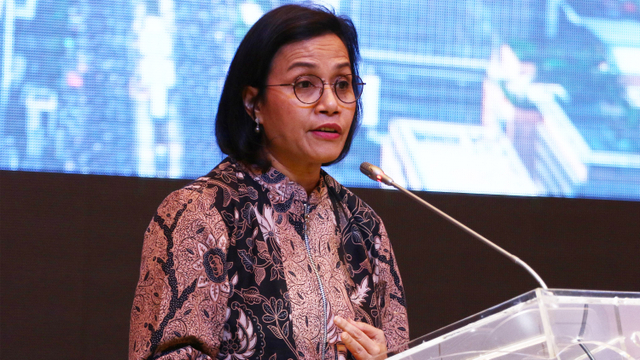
[1, 0, 639, 200]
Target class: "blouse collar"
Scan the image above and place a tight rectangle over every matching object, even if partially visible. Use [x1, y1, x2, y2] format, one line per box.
[236, 159, 328, 207]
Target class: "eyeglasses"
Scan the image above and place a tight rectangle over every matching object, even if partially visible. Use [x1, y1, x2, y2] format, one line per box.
[265, 74, 365, 104]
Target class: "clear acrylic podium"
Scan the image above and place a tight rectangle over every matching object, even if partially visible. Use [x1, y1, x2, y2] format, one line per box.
[389, 289, 640, 360]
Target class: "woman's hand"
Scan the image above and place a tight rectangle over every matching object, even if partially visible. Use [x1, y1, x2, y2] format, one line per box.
[334, 316, 387, 360]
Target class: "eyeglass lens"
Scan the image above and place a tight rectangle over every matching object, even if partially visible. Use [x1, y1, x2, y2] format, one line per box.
[293, 75, 363, 104]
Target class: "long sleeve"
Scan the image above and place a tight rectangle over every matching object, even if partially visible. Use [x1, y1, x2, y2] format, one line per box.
[373, 220, 410, 352]
[129, 184, 233, 360]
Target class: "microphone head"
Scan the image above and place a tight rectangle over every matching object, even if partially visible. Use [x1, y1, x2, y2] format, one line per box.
[359, 162, 394, 185]
[359, 162, 375, 178]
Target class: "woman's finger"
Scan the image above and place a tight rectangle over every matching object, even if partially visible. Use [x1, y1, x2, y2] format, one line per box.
[349, 318, 387, 344]
[334, 316, 385, 358]
[341, 331, 369, 359]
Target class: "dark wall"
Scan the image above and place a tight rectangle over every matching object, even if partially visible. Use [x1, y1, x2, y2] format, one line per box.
[1, 170, 638, 359]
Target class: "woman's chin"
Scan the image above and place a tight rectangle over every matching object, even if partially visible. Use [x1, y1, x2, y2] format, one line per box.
[316, 153, 342, 166]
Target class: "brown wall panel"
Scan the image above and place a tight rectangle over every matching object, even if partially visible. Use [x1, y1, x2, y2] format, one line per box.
[1, 170, 638, 359]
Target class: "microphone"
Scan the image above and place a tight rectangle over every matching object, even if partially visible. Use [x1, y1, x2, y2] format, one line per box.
[359, 162, 548, 290]
[359, 162, 394, 186]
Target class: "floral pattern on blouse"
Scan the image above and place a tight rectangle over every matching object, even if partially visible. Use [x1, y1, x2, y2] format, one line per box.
[129, 158, 409, 360]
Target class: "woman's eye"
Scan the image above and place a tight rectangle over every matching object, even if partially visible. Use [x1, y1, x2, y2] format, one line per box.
[295, 80, 315, 89]
[335, 80, 350, 90]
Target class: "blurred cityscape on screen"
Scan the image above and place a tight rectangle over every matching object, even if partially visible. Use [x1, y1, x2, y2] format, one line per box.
[1, 0, 639, 200]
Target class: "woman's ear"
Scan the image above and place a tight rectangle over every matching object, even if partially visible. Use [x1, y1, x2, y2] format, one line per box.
[242, 86, 260, 119]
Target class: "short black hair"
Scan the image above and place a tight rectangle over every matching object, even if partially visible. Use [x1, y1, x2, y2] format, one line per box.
[215, 4, 361, 170]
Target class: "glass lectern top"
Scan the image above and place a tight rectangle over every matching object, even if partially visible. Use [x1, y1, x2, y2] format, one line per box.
[388, 289, 640, 360]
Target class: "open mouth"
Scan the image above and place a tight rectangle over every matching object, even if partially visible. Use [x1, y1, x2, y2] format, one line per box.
[316, 127, 338, 133]
[311, 123, 342, 139]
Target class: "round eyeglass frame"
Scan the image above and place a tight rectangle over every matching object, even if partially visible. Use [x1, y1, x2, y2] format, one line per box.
[265, 74, 365, 104]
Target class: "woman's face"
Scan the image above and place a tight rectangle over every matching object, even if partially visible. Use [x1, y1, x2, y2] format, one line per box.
[248, 33, 356, 173]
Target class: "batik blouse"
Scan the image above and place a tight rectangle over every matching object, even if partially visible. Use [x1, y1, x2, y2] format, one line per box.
[129, 158, 409, 360]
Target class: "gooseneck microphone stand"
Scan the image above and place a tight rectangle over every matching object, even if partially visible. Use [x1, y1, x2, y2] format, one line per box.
[359, 162, 548, 290]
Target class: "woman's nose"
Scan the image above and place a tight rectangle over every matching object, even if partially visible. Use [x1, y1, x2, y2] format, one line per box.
[317, 83, 339, 114]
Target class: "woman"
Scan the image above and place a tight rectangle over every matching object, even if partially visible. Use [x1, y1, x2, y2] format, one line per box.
[129, 4, 409, 360]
